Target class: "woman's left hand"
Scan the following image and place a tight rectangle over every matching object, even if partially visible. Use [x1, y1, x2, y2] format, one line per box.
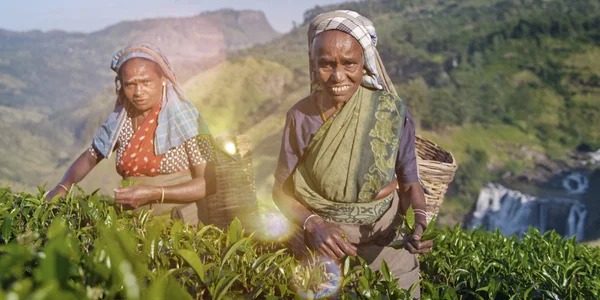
[114, 185, 157, 209]
[403, 223, 434, 254]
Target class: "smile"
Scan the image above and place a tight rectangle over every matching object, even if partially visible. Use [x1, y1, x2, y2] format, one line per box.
[331, 85, 350, 93]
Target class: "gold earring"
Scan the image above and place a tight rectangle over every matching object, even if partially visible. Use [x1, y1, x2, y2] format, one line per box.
[363, 69, 367, 74]
[162, 82, 166, 87]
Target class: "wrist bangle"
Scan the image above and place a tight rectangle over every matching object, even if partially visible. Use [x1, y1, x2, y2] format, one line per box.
[303, 214, 320, 231]
[57, 184, 71, 192]
[159, 186, 165, 204]
[414, 211, 428, 217]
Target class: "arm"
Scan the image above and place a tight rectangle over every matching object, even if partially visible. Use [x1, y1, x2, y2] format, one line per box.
[396, 109, 433, 253]
[115, 135, 217, 207]
[272, 179, 357, 260]
[114, 162, 214, 207]
[398, 182, 428, 228]
[272, 111, 356, 260]
[45, 148, 102, 201]
[272, 181, 314, 228]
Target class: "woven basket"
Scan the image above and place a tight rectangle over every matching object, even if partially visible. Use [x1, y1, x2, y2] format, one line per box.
[204, 134, 259, 230]
[415, 135, 457, 218]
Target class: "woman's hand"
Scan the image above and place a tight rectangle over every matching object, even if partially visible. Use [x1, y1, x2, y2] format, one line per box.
[304, 215, 357, 260]
[45, 186, 68, 202]
[403, 222, 434, 254]
[114, 185, 158, 209]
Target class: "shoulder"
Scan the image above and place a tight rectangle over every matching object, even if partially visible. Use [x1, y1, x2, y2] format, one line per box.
[286, 95, 315, 120]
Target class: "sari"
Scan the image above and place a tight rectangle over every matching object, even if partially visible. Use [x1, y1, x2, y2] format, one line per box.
[90, 43, 214, 223]
[293, 87, 406, 224]
[289, 10, 420, 297]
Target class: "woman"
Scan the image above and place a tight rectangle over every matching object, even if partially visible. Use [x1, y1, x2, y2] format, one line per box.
[46, 43, 215, 221]
[272, 11, 433, 296]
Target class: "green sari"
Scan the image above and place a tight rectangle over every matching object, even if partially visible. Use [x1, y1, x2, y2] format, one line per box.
[293, 86, 406, 225]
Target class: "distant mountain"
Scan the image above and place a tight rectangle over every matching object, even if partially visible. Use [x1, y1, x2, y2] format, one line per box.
[2, 0, 599, 231]
[0, 9, 279, 112]
[0, 9, 279, 190]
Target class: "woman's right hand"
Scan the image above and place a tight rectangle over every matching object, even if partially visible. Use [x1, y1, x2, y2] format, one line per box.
[45, 186, 67, 202]
[304, 215, 357, 260]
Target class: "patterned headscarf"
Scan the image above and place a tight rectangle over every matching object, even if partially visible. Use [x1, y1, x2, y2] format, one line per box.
[92, 43, 211, 158]
[308, 10, 396, 95]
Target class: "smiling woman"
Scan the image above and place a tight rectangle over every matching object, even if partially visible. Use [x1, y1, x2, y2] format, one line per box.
[46, 43, 216, 223]
[272, 10, 432, 298]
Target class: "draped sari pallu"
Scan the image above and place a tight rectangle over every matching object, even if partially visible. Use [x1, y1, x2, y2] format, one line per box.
[294, 87, 406, 225]
[118, 101, 163, 177]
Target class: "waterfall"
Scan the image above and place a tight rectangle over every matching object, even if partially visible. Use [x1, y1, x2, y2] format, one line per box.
[468, 183, 587, 241]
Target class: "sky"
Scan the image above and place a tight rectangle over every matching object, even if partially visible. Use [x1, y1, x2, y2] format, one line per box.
[0, 0, 348, 34]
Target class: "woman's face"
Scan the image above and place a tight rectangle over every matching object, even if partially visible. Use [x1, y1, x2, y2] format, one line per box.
[312, 30, 364, 105]
[120, 58, 165, 112]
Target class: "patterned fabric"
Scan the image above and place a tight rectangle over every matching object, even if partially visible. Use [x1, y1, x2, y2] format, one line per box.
[88, 116, 215, 176]
[112, 51, 157, 72]
[119, 101, 164, 177]
[92, 43, 211, 158]
[308, 10, 386, 92]
[293, 87, 406, 225]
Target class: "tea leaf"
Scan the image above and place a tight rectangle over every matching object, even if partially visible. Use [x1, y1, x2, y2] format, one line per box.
[177, 249, 206, 282]
[405, 205, 415, 233]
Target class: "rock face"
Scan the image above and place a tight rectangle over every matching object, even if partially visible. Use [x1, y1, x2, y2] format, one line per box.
[468, 183, 587, 241]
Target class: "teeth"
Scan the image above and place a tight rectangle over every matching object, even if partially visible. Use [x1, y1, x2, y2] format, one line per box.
[332, 85, 350, 92]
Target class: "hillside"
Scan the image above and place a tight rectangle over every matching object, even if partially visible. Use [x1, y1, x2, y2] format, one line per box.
[0, 9, 280, 191]
[0, 9, 279, 111]
[225, 0, 600, 223]
[2, 0, 599, 232]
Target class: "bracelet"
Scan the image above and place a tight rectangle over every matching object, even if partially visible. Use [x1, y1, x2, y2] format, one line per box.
[303, 214, 320, 231]
[159, 186, 165, 204]
[414, 211, 428, 217]
[57, 184, 71, 192]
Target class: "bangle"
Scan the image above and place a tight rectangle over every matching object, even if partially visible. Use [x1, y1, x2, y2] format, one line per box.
[303, 214, 320, 231]
[159, 186, 165, 204]
[414, 211, 428, 217]
[57, 184, 71, 192]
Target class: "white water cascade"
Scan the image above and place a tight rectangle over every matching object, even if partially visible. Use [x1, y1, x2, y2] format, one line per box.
[468, 183, 587, 241]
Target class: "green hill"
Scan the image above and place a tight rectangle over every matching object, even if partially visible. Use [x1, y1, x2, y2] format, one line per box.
[222, 0, 600, 221]
[2, 0, 599, 227]
[0, 9, 279, 111]
[0, 9, 280, 192]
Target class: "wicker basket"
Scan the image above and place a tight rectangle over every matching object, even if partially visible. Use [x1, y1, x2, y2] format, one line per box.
[415, 135, 457, 218]
[204, 134, 259, 230]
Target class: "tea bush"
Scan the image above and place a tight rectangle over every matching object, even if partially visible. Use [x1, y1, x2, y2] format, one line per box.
[1, 186, 598, 299]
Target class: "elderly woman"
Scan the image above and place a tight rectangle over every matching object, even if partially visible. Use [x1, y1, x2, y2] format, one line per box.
[272, 11, 432, 296]
[46, 43, 215, 220]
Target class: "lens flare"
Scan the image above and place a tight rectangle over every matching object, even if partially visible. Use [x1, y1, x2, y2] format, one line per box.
[224, 141, 236, 155]
[292, 255, 343, 299]
[257, 211, 294, 242]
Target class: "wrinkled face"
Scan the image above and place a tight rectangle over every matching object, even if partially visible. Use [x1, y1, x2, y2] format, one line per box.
[120, 58, 165, 112]
[312, 30, 364, 104]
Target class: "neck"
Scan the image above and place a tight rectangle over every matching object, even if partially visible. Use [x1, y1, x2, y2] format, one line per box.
[130, 108, 151, 119]
[321, 93, 347, 110]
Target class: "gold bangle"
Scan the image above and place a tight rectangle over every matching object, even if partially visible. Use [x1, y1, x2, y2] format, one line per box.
[159, 186, 165, 204]
[57, 184, 70, 192]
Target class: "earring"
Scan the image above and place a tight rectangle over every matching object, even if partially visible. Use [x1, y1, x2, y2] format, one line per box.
[363, 69, 367, 74]
[162, 82, 166, 87]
